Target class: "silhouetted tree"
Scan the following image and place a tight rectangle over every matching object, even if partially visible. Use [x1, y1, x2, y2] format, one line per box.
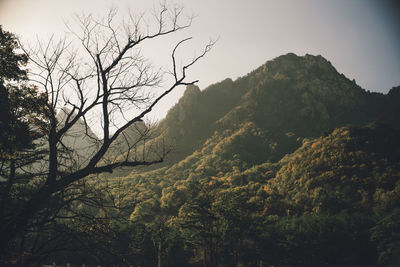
[0, 4, 213, 265]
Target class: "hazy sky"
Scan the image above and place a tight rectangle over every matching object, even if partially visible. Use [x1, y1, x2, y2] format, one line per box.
[1, 0, 399, 121]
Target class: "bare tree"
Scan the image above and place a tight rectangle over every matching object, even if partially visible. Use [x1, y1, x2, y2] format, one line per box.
[0, 3, 213, 264]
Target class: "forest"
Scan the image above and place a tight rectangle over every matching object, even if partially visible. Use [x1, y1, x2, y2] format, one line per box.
[1, 5, 400, 267]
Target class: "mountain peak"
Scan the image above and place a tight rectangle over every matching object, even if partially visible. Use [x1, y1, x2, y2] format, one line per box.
[184, 84, 200, 95]
[388, 85, 400, 96]
[263, 53, 337, 75]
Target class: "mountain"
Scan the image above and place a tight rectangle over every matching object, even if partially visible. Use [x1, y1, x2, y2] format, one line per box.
[130, 53, 399, 170]
[23, 108, 100, 174]
[99, 53, 400, 266]
[56, 107, 153, 174]
[121, 53, 400, 187]
[114, 124, 400, 266]
[56, 108, 99, 169]
[48, 53, 400, 175]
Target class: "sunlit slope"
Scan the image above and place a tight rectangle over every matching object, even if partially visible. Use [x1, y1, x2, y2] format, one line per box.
[117, 123, 400, 265]
[123, 53, 399, 175]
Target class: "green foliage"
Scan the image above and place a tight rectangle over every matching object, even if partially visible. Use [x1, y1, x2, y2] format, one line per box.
[0, 25, 27, 81]
[262, 123, 400, 264]
[100, 123, 400, 266]
[88, 54, 400, 266]
[10, 52, 400, 265]
[0, 26, 45, 159]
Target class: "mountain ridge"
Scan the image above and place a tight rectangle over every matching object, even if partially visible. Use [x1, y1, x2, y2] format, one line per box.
[134, 53, 399, 172]
[91, 53, 400, 266]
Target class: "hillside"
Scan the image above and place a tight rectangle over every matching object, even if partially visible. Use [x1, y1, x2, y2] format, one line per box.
[137, 54, 398, 168]
[262, 123, 400, 264]
[107, 123, 400, 266]
[67, 53, 400, 266]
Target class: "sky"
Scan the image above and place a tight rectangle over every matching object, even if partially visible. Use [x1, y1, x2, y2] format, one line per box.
[1, 0, 399, 123]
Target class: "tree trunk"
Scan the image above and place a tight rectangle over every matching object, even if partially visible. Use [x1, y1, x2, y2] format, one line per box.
[0, 158, 15, 217]
[157, 240, 162, 267]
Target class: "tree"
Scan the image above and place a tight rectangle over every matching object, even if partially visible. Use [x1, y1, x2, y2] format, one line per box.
[0, 4, 213, 265]
[0, 25, 42, 177]
[130, 197, 174, 267]
[0, 26, 48, 265]
[178, 178, 222, 267]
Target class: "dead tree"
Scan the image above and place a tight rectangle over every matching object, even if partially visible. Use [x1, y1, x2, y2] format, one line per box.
[0, 4, 213, 264]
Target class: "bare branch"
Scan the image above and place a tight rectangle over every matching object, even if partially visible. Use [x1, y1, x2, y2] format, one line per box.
[2, 5, 214, 258]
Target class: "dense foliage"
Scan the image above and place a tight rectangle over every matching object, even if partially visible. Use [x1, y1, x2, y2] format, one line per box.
[96, 123, 398, 266]
[77, 54, 400, 266]
[2, 45, 400, 266]
[0, 25, 43, 159]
